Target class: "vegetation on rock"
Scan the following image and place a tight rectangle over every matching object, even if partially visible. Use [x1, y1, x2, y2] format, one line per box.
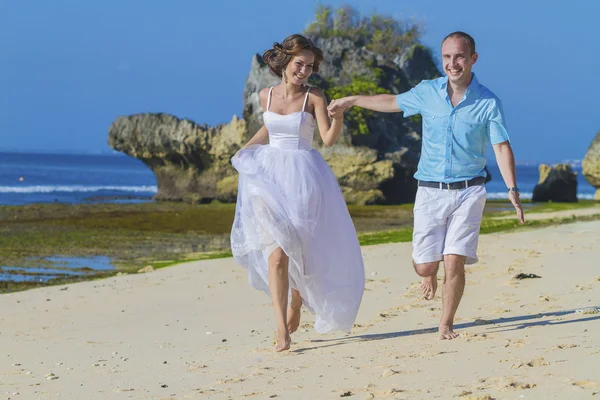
[304, 5, 422, 55]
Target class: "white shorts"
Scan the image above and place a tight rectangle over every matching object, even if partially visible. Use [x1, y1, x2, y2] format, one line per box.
[412, 185, 487, 265]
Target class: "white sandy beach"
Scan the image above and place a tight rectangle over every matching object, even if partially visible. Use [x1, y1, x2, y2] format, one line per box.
[1, 217, 600, 400]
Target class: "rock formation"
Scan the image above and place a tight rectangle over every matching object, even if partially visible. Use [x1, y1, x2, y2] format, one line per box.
[532, 164, 578, 202]
[582, 130, 600, 200]
[108, 113, 246, 203]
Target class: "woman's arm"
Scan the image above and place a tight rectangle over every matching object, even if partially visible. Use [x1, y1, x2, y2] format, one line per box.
[243, 124, 269, 148]
[242, 87, 271, 148]
[312, 89, 345, 147]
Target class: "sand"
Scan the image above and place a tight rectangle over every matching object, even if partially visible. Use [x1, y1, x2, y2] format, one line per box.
[1, 219, 599, 399]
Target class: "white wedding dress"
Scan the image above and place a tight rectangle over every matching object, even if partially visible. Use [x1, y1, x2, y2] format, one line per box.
[230, 87, 365, 333]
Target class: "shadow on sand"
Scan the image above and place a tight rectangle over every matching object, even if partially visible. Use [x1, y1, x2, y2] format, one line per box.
[293, 307, 600, 353]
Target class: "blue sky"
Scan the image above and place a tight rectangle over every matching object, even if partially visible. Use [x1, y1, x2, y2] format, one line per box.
[2, 0, 599, 162]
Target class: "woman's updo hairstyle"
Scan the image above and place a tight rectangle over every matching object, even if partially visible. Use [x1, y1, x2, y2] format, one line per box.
[262, 34, 324, 78]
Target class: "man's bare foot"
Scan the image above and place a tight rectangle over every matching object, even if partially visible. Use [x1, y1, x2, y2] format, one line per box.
[439, 325, 459, 340]
[420, 275, 437, 300]
[287, 306, 301, 334]
[275, 331, 291, 352]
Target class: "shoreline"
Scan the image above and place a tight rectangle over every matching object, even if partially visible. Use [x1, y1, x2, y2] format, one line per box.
[0, 201, 600, 293]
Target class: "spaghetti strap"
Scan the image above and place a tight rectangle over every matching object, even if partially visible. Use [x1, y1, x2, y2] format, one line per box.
[301, 87, 311, 112]
[266, 87, 274, 111]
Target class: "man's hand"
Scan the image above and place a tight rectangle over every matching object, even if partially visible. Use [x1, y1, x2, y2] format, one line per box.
[509, 190, 525, 223]
[327, 97, 355, 117]
[328, 104, 345, 120]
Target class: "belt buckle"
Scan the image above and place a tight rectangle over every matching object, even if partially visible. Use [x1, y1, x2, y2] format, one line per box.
[449, 181, 465, 191]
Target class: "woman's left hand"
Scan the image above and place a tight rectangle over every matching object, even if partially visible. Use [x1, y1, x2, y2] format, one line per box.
[328, 99, 346, 120]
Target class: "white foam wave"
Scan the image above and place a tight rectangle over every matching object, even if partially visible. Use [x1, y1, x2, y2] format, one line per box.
[0, 185, 157, 194]
[486, 192, 595, 200]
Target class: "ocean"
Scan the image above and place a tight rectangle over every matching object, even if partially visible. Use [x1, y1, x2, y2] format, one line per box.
[0, 152, 595, 206]
[0, 152, 157, 206]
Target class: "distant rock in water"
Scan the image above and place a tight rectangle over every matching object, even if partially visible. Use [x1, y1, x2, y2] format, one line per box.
[108, 113, 246, 203]
[582, 129, 600, 200]
[532, 163, 578, 202]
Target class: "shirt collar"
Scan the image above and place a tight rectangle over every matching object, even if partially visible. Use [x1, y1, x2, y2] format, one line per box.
[439, 73, 482, 96]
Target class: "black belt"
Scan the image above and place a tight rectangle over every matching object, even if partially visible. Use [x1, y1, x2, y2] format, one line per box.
[418, 176, 486, 190]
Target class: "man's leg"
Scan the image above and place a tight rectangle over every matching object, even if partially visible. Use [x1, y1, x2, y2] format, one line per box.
[439, 254, 466, 339]
[412, 186, 449, 300]
[414, 261, 440, 300]
[439, 184, 487, 339]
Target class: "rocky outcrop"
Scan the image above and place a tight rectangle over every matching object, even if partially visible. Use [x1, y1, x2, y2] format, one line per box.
[108, 113, 246, 203]
[532, 164, 578, 203]
[582, 130, 600, 200]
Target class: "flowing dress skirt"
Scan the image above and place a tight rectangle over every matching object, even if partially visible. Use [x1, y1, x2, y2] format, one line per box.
[230, 144, 365, 333]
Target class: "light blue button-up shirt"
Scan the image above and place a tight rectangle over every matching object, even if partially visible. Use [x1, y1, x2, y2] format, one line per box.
[396, 74, 510, 183]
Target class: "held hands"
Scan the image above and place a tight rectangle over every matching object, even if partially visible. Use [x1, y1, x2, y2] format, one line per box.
[509, 190, 525, 224]
[327, 97, 354, 120]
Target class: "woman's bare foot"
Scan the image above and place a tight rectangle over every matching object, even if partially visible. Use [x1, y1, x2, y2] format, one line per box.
[439, 325, 459, 340]
[287, 306, 301, 333]
[287, 290, 303, 334]
[275, 330, 292, 352]
[420, 275, 438, 300]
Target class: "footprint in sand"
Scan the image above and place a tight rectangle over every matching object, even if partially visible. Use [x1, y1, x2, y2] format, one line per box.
[187, 364, 208, 372]
[511, 357, 549, 369]
[463, 332, 495, 342]
[476, 376, 537, 392]
[525, 356, 549, 367]
[575, 307, 600, 314]
[505, 381, 537, 390]
[506, 260, 525, 274]
[572, 380, 598, 389]
[352, 323, 373, 330]
[551, 344, 579, 350]
[504, 338, 527, 348]
[458, 393, 494, 400]
[472, 318, 493, 326]
[380, 367, 420, 377]
[381, 368, 401, 377]
[375, 388, 405, 397]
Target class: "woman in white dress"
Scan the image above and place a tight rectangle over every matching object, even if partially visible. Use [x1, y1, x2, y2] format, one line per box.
[230, 34, 365, 351]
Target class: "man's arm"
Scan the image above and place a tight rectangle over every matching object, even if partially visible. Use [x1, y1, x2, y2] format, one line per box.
[328, 94, 401, 113]
[493, 141, 525, 223]
[328, 81, 427, 117]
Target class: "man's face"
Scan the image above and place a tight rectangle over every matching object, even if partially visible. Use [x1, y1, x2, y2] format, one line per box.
[441, 37, 478, 86]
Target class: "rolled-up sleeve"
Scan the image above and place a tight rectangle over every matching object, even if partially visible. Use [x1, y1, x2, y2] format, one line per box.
[488, 98, 510, 144]
[396, 81, 427, 117]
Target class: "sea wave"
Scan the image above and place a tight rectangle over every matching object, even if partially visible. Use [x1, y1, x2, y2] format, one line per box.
[486, 191, 595, 200]
[0, 185, 158, 194]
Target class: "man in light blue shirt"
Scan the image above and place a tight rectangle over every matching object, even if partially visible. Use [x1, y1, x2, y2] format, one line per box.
[328, 32, 524, 340]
